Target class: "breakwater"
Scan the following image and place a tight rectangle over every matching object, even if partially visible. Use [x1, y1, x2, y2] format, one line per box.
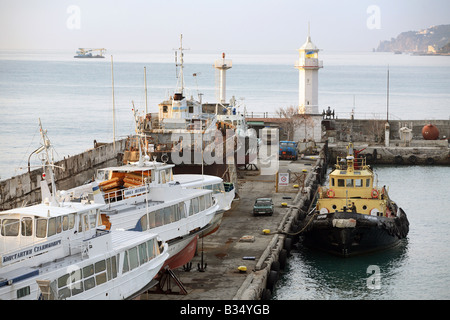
[325, 119, 450, 165]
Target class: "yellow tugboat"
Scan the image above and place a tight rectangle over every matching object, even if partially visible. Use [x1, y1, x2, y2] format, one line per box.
[300, 143, 409, 257]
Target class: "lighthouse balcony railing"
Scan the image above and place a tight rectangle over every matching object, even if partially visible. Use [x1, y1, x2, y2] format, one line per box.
[214, 59, 232, 68]
[295, 58, 323, 68]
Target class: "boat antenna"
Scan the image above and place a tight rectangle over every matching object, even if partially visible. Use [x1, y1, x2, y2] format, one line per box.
[386, 65, 389, 123]
[144, 66, 148, 115]
[111, 55, 116, 152]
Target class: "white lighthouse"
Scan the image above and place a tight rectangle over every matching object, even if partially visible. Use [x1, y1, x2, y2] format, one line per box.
[214, 53, 232, 104]
[295, 28, 323, 114]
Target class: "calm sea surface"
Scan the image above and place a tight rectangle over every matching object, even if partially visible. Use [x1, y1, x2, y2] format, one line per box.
[0, 50, 449, 179]
[0, 50, 449, 300]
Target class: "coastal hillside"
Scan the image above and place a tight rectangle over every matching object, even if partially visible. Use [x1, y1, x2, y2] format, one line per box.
[376, 24, 450, 54]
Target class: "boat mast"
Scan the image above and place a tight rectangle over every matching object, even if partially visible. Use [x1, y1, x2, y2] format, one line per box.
[111, 55, 116, 151]
[144, 66, 148, 115]
[386, 66, 390, 123]
[175, 34, 186, 95]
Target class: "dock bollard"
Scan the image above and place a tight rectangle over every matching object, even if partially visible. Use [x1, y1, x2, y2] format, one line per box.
[237, 266, 247, 273]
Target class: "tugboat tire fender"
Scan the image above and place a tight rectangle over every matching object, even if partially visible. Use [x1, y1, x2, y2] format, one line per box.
[394, 155, 403, 164]
[426, 157, 435, 165]
[408, 155, 417, 164]
[266, 270, 279, 292]
[284, 238, 292, 256]
[279, 249, 288, 270]
[271, 261, 280, 272]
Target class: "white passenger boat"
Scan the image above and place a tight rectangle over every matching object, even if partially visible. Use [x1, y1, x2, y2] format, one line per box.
[61, 159, 219, 271]
[0, 120, 169, 300]
[172, 174, 235, 237]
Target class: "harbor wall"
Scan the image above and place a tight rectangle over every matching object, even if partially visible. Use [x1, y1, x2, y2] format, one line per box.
[324, 119, 450, 165]
[0, 139, 128, 210]
[325, 119, 450, 143]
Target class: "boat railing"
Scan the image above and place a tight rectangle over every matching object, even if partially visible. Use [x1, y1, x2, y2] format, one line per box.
[103, 183, 149, 205]
[336, 156, 367, 170]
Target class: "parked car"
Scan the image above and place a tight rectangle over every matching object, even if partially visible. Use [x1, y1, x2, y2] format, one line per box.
[279, 141, 298, 160]
[253, 198, 274, 216]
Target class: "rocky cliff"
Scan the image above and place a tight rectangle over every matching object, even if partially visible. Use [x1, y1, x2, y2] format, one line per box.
[376, 24, 450, 53]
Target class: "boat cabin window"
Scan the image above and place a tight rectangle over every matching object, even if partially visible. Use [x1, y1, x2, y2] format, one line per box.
[192, 198, 199, 215]
[140, 203, 186, 231]
[36, 218, 47, 238]
[122, 239, 157, 274]
[355, 179, 363, 187]
[56, 255, 118, 299]
[366, 178, 371, 187]
[78, 210, 98, 232]
[337, 179, 345, 187]
[1, 214, 77, 239]
[199, 195, 206, 212]
[21, 217, 32, 236]
[128, 247, 139, 270]
[1, 218, 19, 236]
[346, 179, 353, 187]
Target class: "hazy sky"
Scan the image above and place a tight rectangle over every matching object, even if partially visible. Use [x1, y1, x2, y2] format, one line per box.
[1, 0, 449, 53]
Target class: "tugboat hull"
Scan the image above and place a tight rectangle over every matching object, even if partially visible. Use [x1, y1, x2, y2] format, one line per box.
[301, 210, 409, 257]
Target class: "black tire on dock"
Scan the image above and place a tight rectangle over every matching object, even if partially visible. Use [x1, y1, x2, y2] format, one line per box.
[290, 222, 299, 233]
[394, 155, 403, 164]
[261, 288, 272, 300]
[426, 157, 435, 165]
[266, 270, 279, 292]
[408, 155, 417, 164]
[279, 249, 288, 270]
[284, 238, 292, 256]
[271, 260, 280, 272]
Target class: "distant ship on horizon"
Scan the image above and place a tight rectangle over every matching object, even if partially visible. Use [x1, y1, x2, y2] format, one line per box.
[74, 48, 106, 58]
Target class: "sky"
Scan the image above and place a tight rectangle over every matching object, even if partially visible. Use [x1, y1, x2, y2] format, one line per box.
[0, 0, 449, 53]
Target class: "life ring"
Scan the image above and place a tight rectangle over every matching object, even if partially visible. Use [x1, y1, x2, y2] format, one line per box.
[327, 189, 335, 198]
[371, 189, 379, 199]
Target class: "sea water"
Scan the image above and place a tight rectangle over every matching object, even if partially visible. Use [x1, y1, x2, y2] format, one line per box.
[0, 50, 449, 180]
[273, 165, 450, 300]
